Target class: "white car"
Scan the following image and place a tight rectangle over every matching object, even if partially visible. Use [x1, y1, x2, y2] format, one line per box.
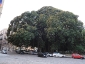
[53, 52, 58, 56]
[53, 53, 65, 57]
[47, 53, 53, 57]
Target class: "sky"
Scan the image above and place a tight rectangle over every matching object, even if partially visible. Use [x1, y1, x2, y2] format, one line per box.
[0, 0, 85, 30]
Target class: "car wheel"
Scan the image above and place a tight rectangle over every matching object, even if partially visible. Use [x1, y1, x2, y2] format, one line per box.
[81, 57, 84, 59]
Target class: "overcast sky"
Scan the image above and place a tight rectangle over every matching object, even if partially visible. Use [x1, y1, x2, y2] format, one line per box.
[0, 0, 85, 30]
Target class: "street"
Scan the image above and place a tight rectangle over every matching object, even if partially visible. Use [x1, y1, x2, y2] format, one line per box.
[0, 52, 85, 64]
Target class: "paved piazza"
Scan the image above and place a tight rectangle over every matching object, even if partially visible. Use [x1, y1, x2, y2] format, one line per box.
[0, 52, 85, 64]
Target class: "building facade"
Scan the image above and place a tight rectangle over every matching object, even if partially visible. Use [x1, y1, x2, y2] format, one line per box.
[0, 28, 8, 51]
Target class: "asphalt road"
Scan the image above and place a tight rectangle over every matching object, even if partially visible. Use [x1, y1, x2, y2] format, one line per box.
[0, 52, 85, 64]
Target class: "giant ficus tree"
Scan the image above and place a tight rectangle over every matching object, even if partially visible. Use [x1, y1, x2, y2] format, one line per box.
[7, 6, 84, 53]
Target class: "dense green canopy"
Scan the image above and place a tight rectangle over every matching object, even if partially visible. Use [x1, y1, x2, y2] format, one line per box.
[7, 6, 85, 53]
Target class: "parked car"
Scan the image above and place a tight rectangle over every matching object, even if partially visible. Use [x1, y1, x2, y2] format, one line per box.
[53, 52, 65, 57]
[31, 51, 38, 55]
[38, 52, 48, 58]
[47, 53, 53, 57]
[53, 52, 58, 56]
[28, 50, 38, 55]
[15, 49, 25, 54]
[72, 53, 84, 59]
[1, 50, 7, 54]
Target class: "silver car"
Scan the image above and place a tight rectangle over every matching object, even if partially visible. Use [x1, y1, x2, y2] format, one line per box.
[53, 53, 65, 57]
[1, 50, 7, 54]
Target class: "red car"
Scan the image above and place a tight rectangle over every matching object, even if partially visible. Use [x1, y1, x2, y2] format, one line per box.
[72, 53, 84, 59]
